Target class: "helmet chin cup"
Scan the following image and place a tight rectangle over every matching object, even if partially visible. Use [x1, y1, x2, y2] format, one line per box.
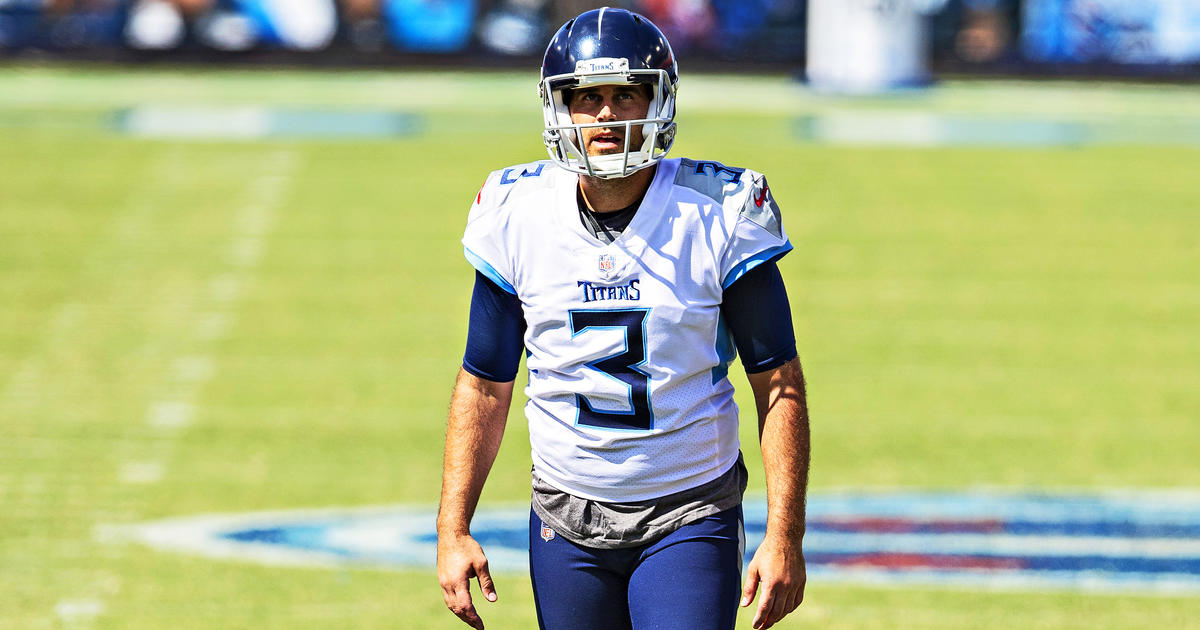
[586, 152, 652, 178]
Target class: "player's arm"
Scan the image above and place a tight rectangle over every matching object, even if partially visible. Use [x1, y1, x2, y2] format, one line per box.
[438, 369, 511, 630]
[437, 272, 526, 630]
[744, 357, 809, 630]
[720, 259, 810, 630]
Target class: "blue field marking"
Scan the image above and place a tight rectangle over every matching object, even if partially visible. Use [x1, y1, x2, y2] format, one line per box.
[224, 524, 355, 556]
[113, 107, 423, 139]
[807, 551, 1200, 575]
[121, 491, 1200, 594]
[805, 519, 1200, 538]
[794, 113, 1200, 147]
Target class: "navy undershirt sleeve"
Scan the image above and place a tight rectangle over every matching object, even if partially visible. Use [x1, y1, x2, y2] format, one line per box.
[463, 271, 526, 382]
[720, 259, 797, 374]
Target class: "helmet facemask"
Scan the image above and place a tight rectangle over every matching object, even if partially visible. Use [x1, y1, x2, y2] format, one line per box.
[540, 58, 677, 179]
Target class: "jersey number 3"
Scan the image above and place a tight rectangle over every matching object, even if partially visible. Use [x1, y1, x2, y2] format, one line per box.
[569, 309, 653, 431]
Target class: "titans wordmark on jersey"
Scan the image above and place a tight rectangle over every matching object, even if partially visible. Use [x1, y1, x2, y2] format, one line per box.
[462, 158, 791, 502]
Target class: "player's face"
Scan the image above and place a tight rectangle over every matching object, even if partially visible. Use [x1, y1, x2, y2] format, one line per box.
[567, 84, 651, 156]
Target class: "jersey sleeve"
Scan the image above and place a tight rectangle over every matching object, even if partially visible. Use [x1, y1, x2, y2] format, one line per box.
[721, 260, 797, 374]
[461, 170, 517, 295]
[463, 271, 526, 382]
[719, 171, 793, 289]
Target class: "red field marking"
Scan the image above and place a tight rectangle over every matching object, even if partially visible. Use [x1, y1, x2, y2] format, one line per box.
[827, 552, 1025, 571]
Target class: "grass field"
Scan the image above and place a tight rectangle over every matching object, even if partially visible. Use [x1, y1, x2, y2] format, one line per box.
[1, 66, 1198, 629]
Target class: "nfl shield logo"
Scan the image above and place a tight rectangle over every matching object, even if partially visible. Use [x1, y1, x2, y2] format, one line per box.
[540, 524, 555, 542]
[598, 253, 615, 276]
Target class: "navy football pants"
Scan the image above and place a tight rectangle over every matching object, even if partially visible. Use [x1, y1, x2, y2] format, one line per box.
[529, 505, 744, 630]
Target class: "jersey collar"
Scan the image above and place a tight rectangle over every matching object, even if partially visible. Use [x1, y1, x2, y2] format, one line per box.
[558, 158, 680, 250]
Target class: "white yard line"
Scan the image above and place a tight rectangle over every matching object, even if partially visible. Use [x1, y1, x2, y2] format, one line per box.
[146, 401, 196, 431]
[196, 312, 231, 342]
[118, 461, 165, 485]
[208, 274, 243, 304]
[54, 574, 121, 630]
[0, 146, 295, 624]
[55, 598, 105, 630]
[125, 149, 297, 485]
[172, 356, 215, 384]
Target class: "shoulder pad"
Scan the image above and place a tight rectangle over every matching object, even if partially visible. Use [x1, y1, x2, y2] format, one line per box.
[673, 159, 747, 202]
[475, 160, 557, 210]
[673, 159, 783, 239]
[741, 170, 783, 239]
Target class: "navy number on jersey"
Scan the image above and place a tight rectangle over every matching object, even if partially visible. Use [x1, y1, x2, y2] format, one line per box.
[692, 160, 743, 183]
[568, 309, 653, 431]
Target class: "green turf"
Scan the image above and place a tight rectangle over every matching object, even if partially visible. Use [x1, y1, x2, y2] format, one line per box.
[0, 66, 1197, 629]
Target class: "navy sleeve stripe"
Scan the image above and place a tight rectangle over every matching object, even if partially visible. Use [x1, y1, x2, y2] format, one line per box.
[462, 271, 526, 382]
[720, 258, 797, 375]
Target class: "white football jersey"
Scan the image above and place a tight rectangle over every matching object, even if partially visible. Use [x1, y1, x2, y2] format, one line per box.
[462, 157, 791, 502]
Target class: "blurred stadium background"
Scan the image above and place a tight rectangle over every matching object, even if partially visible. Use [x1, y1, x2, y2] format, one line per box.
[3, 1, 1199, 629]
[3, 0, 1200, 76]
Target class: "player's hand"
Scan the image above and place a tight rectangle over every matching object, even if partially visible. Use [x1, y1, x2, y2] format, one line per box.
[740, 533, 806, 629]
[437, 532, 497, 630]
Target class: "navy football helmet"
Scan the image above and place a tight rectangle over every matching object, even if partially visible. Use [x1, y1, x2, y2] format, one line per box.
[539, 7, 678, 179]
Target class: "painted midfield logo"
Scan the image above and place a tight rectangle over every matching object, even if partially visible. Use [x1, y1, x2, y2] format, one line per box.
[109, 492, 1200, 595]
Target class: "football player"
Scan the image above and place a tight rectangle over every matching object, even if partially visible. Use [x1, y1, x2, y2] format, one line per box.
[437, 8, 809, 630]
